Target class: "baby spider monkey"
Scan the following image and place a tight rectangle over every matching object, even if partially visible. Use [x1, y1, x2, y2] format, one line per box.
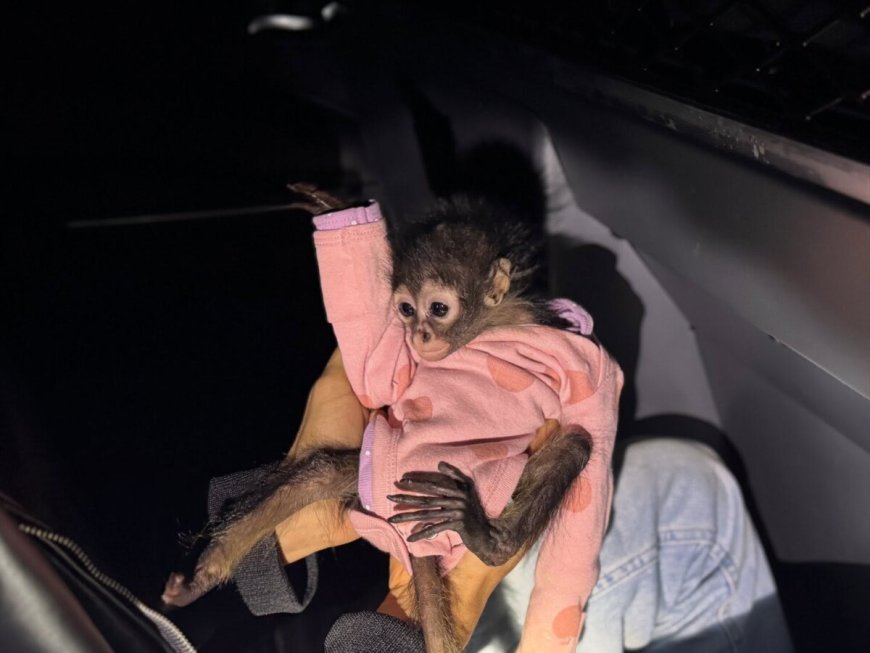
[163, 185, 620, 653]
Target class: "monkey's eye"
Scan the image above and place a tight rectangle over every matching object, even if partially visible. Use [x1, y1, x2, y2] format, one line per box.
[398, 302, 416, 318]
[430, 302, 449, 318]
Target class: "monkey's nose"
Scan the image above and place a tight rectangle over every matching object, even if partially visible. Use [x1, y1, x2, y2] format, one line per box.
[420, 330, 431, 343]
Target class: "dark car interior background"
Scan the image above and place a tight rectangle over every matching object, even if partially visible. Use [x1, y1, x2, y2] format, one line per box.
[4, 2, 869, 651]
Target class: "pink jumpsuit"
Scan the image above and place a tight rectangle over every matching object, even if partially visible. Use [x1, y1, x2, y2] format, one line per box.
[313, 203, 623, 650]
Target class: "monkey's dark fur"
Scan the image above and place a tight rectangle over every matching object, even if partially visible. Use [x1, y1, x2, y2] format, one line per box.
[390, 195, 573, 339]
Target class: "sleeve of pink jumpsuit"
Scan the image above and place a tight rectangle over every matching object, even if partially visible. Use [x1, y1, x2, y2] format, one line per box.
[312, 204, 413, 409]
[518, 343, 624, 652]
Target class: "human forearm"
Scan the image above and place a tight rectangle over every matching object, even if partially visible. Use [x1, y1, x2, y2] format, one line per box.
[287, 348, 369, 460]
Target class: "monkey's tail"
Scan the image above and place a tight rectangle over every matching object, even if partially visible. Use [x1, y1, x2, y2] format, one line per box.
[410, 555, 462, 653]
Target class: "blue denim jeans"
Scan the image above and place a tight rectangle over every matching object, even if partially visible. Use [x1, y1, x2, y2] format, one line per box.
[469, 439, 793, 652]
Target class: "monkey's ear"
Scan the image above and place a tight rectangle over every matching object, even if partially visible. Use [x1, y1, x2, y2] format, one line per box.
[484, 258, 512, 307]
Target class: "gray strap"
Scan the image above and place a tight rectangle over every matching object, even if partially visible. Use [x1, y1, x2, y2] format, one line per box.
[207, 463, 319, 616]
[325, 612, 425, 653]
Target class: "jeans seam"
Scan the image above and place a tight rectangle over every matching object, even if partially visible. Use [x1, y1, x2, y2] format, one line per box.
[711, 540, 742, 652]
[593, 544, 659, 596]
[594, 528, 744, 651]
[597, 528, 720, 596]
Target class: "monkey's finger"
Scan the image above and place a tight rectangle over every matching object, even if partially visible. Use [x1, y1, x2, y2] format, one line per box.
[287, 183, 332, 206]
[436, 461, 473, 485]
[312, 191, 344, 208]
[399, 471, 459, 485]
[287, 201, 323, 214]
[387, 496, 465, 515]
[287, 182, 318, 194]
[398, 472, 466, 491]
[406, 520, 465, 542]
[387, 492, 468, 507]
[287, 183, 346, 209]
[394, 478, 466, 498]
[388, 508, 464, 524]
[387, 494, 468, 510]
[387, 493, 448, 506]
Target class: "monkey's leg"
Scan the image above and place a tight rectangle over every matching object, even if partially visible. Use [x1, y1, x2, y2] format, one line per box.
[410, 555, 461, 653]
[162, 447, 359, 607]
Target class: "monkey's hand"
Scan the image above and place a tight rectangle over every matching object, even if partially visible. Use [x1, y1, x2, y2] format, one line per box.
[160, 541, 231, 608]
[287, 182, 348, 216]
[386, 462, 519, 567]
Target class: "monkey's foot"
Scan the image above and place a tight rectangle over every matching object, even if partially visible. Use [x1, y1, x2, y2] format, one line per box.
[161, 572, 213, 608]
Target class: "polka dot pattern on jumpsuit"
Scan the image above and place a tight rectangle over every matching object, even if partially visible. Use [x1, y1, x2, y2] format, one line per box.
[487, 357, 535, 392]
[566, 475, 592, 512]
[552, 603, 583, 640]
[565, 370, 595, 405]
[401, 396, 433, 421]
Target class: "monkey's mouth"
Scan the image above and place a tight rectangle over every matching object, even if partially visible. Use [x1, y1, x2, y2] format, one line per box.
[414, 342, 452, 362]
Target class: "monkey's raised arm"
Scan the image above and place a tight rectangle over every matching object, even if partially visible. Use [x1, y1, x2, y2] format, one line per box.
[312, 207, 414, 408]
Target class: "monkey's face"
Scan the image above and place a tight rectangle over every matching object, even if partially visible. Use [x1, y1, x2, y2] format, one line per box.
[393, 282, 462, 362]
[392, 256, 512, 362]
